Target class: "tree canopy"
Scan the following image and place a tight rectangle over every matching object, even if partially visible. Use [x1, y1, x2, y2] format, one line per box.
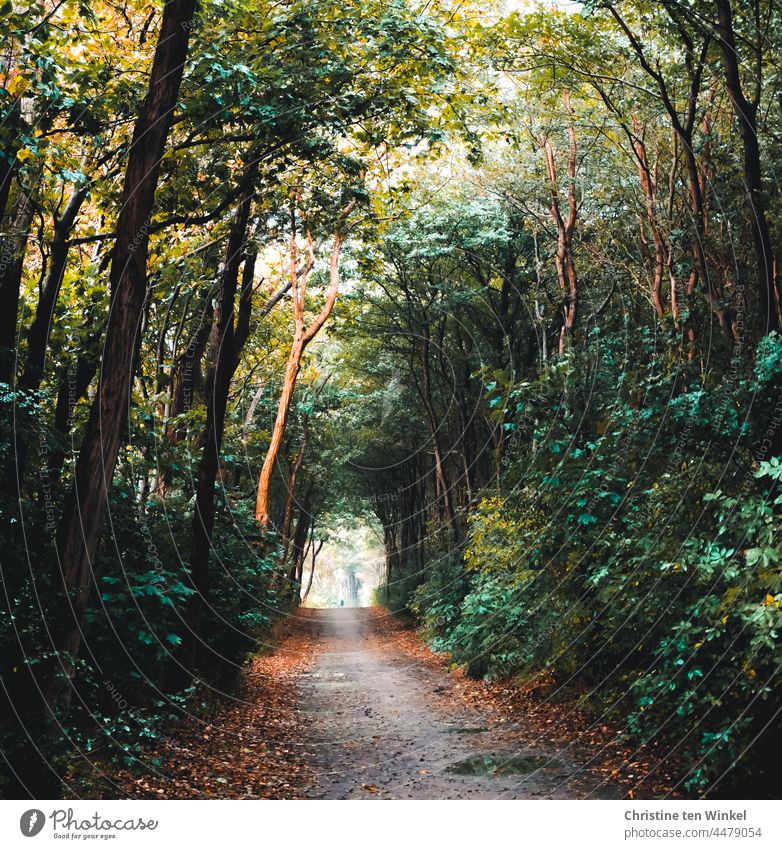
[1, 0, 781, 799]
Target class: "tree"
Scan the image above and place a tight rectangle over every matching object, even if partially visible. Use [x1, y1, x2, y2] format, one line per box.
[538, 109, 579, 353]
[712, 0, 777, 332]
[47, 0, 198, 707]
[180, 180, 256, 674]
[255, 201, 353, 527]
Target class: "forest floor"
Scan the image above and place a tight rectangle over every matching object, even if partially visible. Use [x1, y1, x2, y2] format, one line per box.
[114, 607, 679, 799]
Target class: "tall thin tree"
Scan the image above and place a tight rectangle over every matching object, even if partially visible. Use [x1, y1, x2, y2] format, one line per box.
[46, 0, 199, 707]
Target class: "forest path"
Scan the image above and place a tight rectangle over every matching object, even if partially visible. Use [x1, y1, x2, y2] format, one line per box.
[296, 607, 622, 800]
[114, 607, 670, 799]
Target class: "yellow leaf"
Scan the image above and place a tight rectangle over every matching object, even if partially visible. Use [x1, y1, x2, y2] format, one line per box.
[8, 75, 30, 96]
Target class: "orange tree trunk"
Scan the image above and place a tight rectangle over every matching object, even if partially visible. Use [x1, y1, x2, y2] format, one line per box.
[255, 221, 349, 527]
[256, 335, 305, 526]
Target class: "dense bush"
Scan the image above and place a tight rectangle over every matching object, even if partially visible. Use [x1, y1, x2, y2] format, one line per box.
[410, 331, 782, 795]
[0, 390, 282, 795]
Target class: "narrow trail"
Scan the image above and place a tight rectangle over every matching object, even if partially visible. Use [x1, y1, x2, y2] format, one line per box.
[299, 607, 612, 799]
[115, 607, 675, 799]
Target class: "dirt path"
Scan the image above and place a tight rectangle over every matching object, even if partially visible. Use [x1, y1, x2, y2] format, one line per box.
[298, 607, 626, 800]
[114, 606, 674, 799]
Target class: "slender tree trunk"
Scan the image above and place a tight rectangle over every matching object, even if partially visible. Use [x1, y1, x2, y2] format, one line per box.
[46, 0, 198, 708]
[714, 0, 777, 333]
[0, 90, 22, 220]
[287, 484, 312, 595]
[46, 314, 106, 481]
[233, 241, 257, 359]
[48, 359, 93, 476]
[256, 335, 304, 526]
[301, 533, 322, 604]
[21, 186, 89, 391]
[278, 416, 309, 563]
[255, 218, 350, 526]
[2, 167, 73, 493]
[169, 293, 212, 436]
[542, 127, 578, 353]
[180, 184, 254, 676]
[241, 381, 266, 441]
[0, 167, 39, 384]
[420, 328, 455, 528]
[632, 125, 667, 319]
[609, 6, 729, 333]
[773, 256, 782, 329]
[0, 154, 18, 230]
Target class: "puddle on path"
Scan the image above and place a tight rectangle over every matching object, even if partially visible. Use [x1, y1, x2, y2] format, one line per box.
[446, 753, 552, 776]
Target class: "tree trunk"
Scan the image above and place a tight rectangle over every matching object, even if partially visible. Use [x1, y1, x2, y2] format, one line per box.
[278, 416, 309, 563]
[609, 5, 730, 333]
[714, 0, 777, 333]
[256, 335, 304, 527]
[0, 149, 18, 231]
[21, 185, 89, 391]
[46, 0, 198, 708]
[181, 184, 255, 676]
[169, 292, 213, 434]
[46, 317, 105, 481]
[287, 484, 312, 596]
[542, 127, 578, 353]
[0, 167, 39, 384]
[420, 327, 455, 528]
[301, 534, 322, 604]
[241, 381, 267, 442]
[632, 124, 667, 320]
[0, 87, 23, 221]
[255, 220, 349, 526]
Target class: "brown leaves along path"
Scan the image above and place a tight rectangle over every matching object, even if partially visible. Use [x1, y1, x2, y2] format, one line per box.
[116, 608, 677, 799]
[114, 625, 318, 799]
